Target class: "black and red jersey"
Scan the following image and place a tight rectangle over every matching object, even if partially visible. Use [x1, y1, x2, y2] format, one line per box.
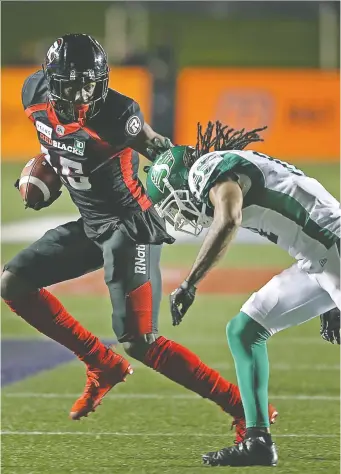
[22, 70, 173, 244]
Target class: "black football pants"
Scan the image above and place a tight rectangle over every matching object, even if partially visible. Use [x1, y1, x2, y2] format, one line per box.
[4, 219, 162, 341]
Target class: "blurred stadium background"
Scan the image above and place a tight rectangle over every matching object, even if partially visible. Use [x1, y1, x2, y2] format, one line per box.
[1, 2, 340, 473]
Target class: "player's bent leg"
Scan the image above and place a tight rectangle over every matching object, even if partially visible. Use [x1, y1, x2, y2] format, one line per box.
[124, 333, 242, 412]
[203, 263, 335, 467]
[102, 233, 244, 419]
[202, 315, 277, 467]
[123, 333, 277, 443]
[1, 221, 105, 364]
[227, 313, 271, 429]
[1, 220, 132, 420]
[102, 231, 276, 443]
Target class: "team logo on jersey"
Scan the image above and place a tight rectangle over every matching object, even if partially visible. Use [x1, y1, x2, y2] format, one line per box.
[56, 125, 65, 136]
[126, 115, 142, 136]
[53, 140, 84, 156]
[46, 38, 63, 64]
[36, 121, 52, 138]
[74, 139, 85, 156]
[150, 150, 175, 193]
[39, 135, 85, 157]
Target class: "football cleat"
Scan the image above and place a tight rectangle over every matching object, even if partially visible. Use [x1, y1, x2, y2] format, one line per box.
[232, 403, 279, 444]
[202, 436, 278, 467]
[70, 353, 133, 420]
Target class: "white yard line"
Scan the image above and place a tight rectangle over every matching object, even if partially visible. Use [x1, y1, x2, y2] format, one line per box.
[0, 431, 338, 438]
[3, 393, 339, 401]
[170, 337, 330, 345]
[132, 362, 339, 371]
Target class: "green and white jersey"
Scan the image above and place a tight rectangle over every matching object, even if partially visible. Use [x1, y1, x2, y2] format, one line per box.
[188, 150, 340, 263]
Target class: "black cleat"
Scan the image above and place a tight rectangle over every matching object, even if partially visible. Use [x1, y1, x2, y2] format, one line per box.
[202, 436, 278, 467]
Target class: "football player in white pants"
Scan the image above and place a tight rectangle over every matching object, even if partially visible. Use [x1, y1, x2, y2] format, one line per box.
[145, 121, 340, 467]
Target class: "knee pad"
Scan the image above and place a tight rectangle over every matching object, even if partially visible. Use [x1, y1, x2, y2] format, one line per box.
[1, 269, 40, 301]
[1, 270, 26, 301]
[122, 333, 158, 361]
[1, 271, 11, 300]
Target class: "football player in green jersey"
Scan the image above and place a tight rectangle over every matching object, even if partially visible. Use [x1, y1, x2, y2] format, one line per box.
[146, 121, 340, 467]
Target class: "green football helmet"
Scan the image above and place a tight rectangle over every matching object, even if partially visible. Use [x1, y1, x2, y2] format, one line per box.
[146, 146, 212, 236]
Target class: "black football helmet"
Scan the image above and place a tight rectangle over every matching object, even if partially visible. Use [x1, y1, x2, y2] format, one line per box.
[42, 33, 109, 122]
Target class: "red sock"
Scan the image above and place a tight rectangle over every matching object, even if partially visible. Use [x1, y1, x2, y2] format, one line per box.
[5, 288, 118, 368]
[144, 336, 244, 418]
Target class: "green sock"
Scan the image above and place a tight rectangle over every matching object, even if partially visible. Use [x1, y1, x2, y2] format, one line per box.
[226, 311, 271, 428]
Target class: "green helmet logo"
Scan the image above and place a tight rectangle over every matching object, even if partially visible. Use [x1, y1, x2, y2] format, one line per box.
[146, 146, 212, 236]
[150, 150, 175, 193]
[146, 146, 190, 205]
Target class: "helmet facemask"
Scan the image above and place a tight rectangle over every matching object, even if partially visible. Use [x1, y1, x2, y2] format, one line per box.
[155, 179, 212, 236]
[46, 70, 109, 122]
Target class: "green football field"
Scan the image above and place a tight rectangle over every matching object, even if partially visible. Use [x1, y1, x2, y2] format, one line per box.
[1, 162, 340, 473]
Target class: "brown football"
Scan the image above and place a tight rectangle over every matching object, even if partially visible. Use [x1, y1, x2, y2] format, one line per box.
[19, 153, 62, 207]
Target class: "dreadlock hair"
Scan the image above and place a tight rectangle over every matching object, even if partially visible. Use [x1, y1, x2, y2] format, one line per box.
[189, 120, 267, 168]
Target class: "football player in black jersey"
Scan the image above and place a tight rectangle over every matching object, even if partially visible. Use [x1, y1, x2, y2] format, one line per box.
[1, 34, 277, 439]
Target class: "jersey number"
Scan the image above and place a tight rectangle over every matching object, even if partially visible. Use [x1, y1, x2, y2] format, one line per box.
[253, 151, 304, 176]
[41, 146, 91, 190]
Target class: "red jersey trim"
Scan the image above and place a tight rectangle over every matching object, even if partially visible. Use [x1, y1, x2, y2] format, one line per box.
[47, 104, 81, 136]
[119, 148, 152, 211]
[24, 103, 47, 122]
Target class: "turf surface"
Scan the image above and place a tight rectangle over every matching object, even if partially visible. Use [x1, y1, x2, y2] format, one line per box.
[2, 298, 340, 473]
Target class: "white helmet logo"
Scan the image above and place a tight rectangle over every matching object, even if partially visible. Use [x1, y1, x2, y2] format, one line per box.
[46, 38, 63, 64]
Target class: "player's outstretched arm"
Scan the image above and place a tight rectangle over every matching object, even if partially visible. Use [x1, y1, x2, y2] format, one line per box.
[186, 179, 243, 287]
[131, 123, 173, 162]
[170, 179, 243, 326]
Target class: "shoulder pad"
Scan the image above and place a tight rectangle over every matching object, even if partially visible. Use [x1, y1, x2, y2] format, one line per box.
[22, 70, 48, 111]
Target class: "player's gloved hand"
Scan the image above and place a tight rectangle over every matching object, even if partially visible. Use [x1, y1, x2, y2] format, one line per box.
[14, 178, 62, 210]
[27, 191, 62, 211]
[170, 280, 196, 326]
[320, 307, 340, 344]
[146, 137, 173, 161]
